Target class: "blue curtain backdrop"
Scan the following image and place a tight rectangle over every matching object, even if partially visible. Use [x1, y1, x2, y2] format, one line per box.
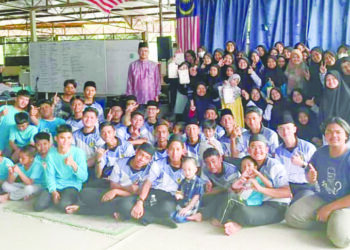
[307, 0, 350, 51]
[199, 0, 251, 52]
[248, 0, 311, 50]
[198, 0, 350, 52]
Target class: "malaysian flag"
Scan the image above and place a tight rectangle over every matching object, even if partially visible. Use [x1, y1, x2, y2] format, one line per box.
[83, 0, 128, 13]
[176, 0, 200, 52]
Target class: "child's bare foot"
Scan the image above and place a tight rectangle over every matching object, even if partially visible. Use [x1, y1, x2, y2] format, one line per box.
[224, 221, 242, 236]
[65, 205, 80, 214]
[211, 219, 222, 227]
[0, 193, 9, 203]
[113, 212, 120, 221]
[187, 213, 202, 222]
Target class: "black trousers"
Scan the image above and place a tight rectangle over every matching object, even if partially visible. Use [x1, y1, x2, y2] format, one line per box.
[34, 188, 79, 212]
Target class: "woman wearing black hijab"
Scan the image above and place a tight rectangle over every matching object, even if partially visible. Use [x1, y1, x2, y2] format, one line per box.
[256, 45, 269, 66]
[296, 107, 322, 146]
[263, 55, 287, 88]
[319, 70, 350, 125]
[306, 47, 323, 100]
[265, 87, 289, 130]
[339, 56, 350, 85]
[225, 41, 237, 56]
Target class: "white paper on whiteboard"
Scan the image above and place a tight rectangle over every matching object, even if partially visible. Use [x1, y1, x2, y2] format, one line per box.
[178, 69, 190, 84]
[168, 62, 178, 78]
[175, 53, 185, 65]
[222, 87, 234, 104]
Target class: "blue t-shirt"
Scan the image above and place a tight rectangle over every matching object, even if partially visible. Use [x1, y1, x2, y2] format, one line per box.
[0, 105, 25, 150]
[0, 157, 14, 181]
[18, 156, 45, 186]
[244, 177, 264, 206]
[310, 146, 350, 203]
[38, 117, 66, 136]
[9, 124, 38, 147]
[45, 146, 88, 192]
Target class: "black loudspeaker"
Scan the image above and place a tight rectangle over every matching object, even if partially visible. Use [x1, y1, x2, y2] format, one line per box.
[157, 36, 173, 61]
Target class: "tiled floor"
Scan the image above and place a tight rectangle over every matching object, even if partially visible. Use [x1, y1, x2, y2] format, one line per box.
[0, 204, 347, 250]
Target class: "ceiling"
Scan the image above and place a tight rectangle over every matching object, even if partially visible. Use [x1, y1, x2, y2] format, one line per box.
[0, 0, 176, 37]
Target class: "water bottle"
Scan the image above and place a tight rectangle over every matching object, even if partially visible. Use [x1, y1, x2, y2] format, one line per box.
[149, 194, 157, 207]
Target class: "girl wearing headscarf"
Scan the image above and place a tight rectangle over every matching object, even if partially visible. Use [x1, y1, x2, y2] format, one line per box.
[319, 50, 338, 86]
[237, 57, 262, 94]
[337, 44, 350, 59]
[269, 47, 279, 57]
[221, 53, 235, 78]
[219, 74, 244, 127]
[225, 41, 237, 56]
[206, 64, 222, 109]
[285, 49, 310, 95]
[263, 55, 287, 88]
[319, 70, 350, 125]
[250, 50, 265, 79]
[277, 55, 287, 72]
[274, 41, 284, 55]
[197, 45, 207, 66]
[223, 64, 237, 80]
[296, 107, 322, 146]
[213, 48, 224, 64]
[256, 45, 269, 66]
[288, 88, 318, 121]
[306, 47, 323, 100]
[283, 46, 293, 63]
[198, 52, 213, 77]
[187, 82, 213, 122]
[185, 50, 196, 66]
[263, 87, 289, 130]
[339, 56, 350, 85]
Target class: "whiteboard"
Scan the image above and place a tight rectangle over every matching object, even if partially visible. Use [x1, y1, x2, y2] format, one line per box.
[29, 40, 141, 96]
[106, 40, 139, 95]
[29, 40, 107, 94]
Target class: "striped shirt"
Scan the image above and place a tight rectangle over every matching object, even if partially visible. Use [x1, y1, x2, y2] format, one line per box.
[147, 157, 184, 195]
[201, 161, 240, 190]
[66, 117, 84, 133]
[109, 156, 151, 187]
[99, 138, 135, 177]
[73, 127, 105, 159]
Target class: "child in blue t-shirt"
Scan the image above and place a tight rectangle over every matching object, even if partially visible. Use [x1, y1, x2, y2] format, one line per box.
[0, 153, 14, 185]
[30, 99, 65, 137]
[232, 156, 272, 206]
[9, 112, 38, 162]
[172, 157, 204, 223]
[0, 145, 43, 203]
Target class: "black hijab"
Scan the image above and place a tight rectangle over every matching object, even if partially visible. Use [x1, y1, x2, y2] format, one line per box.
[263, 55, 287, 88]
[319, 70, 350, 124]
[237, 57, 255, 93]
[339, 56, 350, 85]
[307, 47, 323, 100]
